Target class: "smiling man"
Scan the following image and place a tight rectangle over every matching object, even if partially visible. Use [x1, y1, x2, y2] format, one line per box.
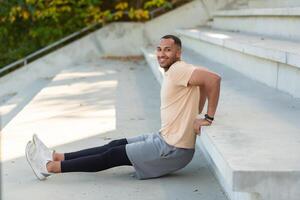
[25, 35, 221, 181]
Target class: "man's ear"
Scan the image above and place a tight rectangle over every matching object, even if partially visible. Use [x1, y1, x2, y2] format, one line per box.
[176, 49, 182, 59]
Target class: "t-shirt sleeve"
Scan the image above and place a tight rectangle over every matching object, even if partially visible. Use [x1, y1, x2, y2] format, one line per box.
[169, 62, 196, 87]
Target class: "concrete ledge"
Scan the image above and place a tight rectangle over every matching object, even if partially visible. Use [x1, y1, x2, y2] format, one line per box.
[197, 130, 256, 200]
[142, 47, 300, 200]
[214, 7, 300, 16]
[176, 27, 300, 98]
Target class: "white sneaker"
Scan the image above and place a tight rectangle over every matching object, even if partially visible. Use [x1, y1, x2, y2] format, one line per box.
[32, 134, 54, 161]
[25, 141, 52, 180]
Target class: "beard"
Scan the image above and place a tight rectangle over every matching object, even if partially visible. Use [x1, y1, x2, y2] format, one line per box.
[158, 56, 179, 69]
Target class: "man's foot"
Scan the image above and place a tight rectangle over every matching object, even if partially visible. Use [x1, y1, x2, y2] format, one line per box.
[32, 134, 54, 161]
[25, 141, 52, 180]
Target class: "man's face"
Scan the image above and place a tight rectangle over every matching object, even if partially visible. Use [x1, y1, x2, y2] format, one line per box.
[156, 38, 181, 71]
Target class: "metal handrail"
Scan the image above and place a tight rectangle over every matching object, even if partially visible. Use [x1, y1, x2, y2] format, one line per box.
[0, 23, 99, 76]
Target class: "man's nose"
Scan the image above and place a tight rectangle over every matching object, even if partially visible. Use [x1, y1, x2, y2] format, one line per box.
[158, 51, 166, 57]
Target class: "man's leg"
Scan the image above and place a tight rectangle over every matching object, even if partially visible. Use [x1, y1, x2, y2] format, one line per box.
[53, 138, 128, 161]
[53, 133, 151, 161]
[48, 145, 132, 173]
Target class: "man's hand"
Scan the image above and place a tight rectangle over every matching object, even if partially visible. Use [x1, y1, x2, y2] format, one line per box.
[193, 118, 211, 136]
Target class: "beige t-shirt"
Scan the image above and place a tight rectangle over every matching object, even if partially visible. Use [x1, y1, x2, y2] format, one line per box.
[160, 61, 200, 149]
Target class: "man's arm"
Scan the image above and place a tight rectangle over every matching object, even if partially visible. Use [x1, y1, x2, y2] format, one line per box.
[198, 85, 207, 114]
[188, 66, 221, 133]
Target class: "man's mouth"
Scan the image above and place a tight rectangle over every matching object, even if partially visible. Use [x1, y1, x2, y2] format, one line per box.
[159, 58, 167, 63]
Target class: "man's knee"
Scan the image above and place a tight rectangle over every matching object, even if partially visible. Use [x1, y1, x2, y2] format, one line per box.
[108, 138, 128, 147]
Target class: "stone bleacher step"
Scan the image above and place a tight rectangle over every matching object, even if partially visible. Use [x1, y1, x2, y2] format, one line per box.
[176, 27, 300, 98]
[212, 7, 300, 42]
[248, 0, 300, 8]
[176, 27, 300, 69]
[142, 46, 300, 200]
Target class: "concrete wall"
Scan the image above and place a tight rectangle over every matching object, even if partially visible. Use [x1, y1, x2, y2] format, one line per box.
[93, 22, 145, 56]
[0, 23, 147, 102]
[143, 0, 210, 45]
[0, 26, 103, 100]
[202, 0, 236, 17]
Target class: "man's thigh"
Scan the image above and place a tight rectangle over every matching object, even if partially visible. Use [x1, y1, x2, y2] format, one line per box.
[126, 132, 156, 144]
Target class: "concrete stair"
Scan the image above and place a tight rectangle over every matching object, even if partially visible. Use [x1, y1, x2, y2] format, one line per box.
[175, 4, 300, 99]
[142, 46, 300, 200]
[143, 1, 300, 200]
[212, 7, 300, 42]
[176, 27, 300, 98]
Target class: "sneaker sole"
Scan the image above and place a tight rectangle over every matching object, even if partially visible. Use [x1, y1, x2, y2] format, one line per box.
[25, 141, 46, 181]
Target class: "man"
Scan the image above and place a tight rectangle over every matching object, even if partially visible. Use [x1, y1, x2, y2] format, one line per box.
[25, 35, 221, 180]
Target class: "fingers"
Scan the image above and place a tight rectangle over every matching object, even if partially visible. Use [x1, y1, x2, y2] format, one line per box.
[193, 120, 201, 134]
[194, 118, 212, 136]
[196, 119, 211, 126]
[197, 126, 202, 136]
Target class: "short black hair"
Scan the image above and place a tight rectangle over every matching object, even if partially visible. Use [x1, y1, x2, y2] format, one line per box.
[161, 35, 182, 49]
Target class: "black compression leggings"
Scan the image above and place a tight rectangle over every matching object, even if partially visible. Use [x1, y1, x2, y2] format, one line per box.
[61, 138, 132, 173]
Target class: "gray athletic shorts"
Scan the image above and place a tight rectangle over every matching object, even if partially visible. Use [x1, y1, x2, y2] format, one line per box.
[125, 132, 195, 180]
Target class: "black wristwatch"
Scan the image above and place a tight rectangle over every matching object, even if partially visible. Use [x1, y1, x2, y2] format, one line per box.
[204, 114, 214, 122]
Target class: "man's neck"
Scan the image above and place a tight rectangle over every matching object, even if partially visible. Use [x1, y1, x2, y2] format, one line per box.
[163, 60, 181, 72]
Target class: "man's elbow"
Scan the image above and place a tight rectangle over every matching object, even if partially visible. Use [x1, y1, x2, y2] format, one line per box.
[204, 74, 221, 90]
[217, 75, 222, 84]
[213, 73, 221, 84]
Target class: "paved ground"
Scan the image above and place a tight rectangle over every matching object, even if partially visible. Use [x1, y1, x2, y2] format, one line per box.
[1, 59, 228, 200]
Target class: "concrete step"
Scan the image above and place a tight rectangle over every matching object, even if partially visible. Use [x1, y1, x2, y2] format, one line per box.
[212, 7, 300, 42]
[176, 27, 300, 98]
[142, 46, 300, 200]
[248, 0, 300, 8]
[1, 59, 228, 200]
